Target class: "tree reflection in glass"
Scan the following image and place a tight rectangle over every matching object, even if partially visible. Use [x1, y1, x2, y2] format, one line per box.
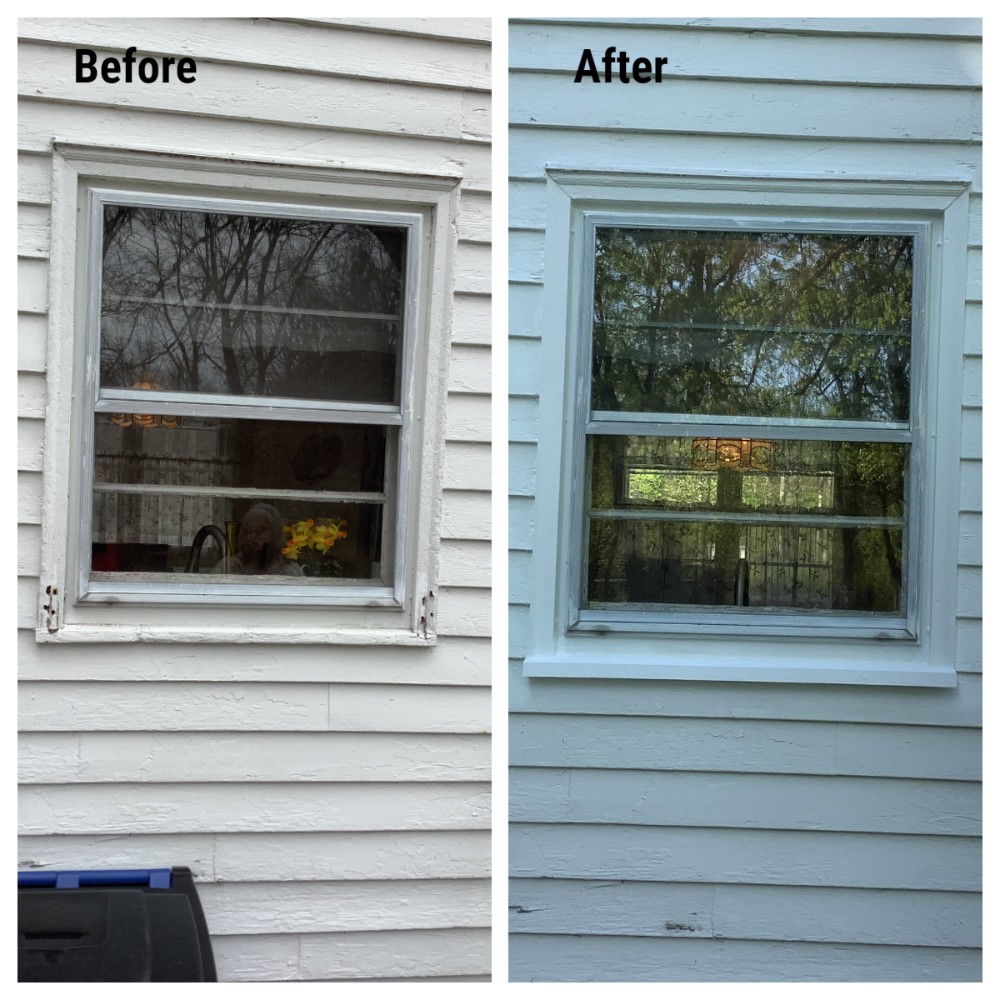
[592, 229, 912, 421]
[100, 206, 406, 404]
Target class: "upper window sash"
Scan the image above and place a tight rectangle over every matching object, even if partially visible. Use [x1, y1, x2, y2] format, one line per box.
[581, 215, 925, 428]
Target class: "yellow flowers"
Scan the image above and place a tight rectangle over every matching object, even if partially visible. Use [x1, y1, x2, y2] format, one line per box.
[282, 517, 348, 560]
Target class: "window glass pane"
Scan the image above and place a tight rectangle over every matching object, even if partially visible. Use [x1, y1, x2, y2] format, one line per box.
[92, 495, 384, 582]
[100, 205, 406, 404]
[587, 434, 906, 614]
[94, 416, 387, 493]
[91, 415, 391, 584]
[586, 518, 903, 614]
[589, 436, 906, 519]
[593, 229, 912, 421]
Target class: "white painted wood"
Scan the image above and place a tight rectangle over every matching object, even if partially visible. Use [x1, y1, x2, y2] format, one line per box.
[448, 344, 492, 394]
[17, 258, 47, 314]
[958, 513, 982, 566]
[17, 418, 44, 472]
[17, 524, 41, 577]
[965, 303, 982, 355]
[19, 680, 489, 733]
[18, 203, 49, 258]
[509, 397, 539, 443]
[438, 540, 491, 588]
[508, 443, 537, 497]
[510, 768, 980, 835]
[199, 878, 490, 934]
[508, 282, 544, 338]
[18, 19, 491, 91]
[17, 152, 50, 204]
[17, 631, 491, 685]
[18, 104, 492, 192]
[509, 824, 980, 891]
[297, 18, 491, 43]
[508, 879, 981, 948]
[213, 927, 491, 982]
[18, 313, 47, 374]
[17, 372, 45, 419]
[213, 829, 491, 882]
[435, 586, 491, 638]
[961, 407, 983, 459]
[509, 23, 982, 87]
[508, 497, 535, 551]
[959, 464, 982, 519]
[508, 659, 983, 727]
[450, 293, 491, 345]
[510, 18, 981, 38]
[442, 441, 491, 486]
[454, 243, 491, 295]
[440, 490, 491, 539]
[509, 339, 541, 396]
[19, 782, 491, 835]
[509, 934, 980, 983]
[966, 247, 982, 300]
[455, 192, 491, 243]
[19, 43, 469, 143]
[511, 715, 980, 780]
[22, 731, 489, 784]
[443, 395, 490, 442]
[963, 357, 982, 405]
[509, 229, 544, 283]
[18, 472, 42, 525]
[512, 76, 980, 142]
[956, 566, 981, 617]
[956, 619, 981, 671]
[509, 130, 981, 191]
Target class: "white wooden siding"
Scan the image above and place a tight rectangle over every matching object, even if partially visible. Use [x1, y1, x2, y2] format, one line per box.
[508, 17, 981, 983]
[18, 17, 490, 983]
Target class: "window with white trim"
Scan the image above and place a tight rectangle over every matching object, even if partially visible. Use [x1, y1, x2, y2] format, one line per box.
[521, 171, 968, 685]
[38, 146, 458, 643]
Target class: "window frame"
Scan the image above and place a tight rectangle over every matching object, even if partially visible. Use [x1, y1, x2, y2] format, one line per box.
[522, 170, 968, 686]
[37, 143, 461, 645]
[79, 188, 419, 609]
[572, 212, 925, 639]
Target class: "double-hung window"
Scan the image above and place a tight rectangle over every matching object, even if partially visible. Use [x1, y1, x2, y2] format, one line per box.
[523, 171, 968, 685]
[38, 145, 457, 643]
[84, 191, 413, 607]
[582, 224, 913, 631]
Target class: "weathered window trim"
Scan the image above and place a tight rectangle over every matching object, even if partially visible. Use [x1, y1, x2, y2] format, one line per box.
[522, 169, 969, 686]
[37, 144, 461, 645]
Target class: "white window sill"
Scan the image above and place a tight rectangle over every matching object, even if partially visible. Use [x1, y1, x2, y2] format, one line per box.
[522, 653, 956, 687]
[36, 624, 436, 646]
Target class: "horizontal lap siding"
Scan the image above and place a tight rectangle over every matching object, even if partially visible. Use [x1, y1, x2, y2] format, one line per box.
[18, 17, 491, 983]
[508, 18, 981, 983]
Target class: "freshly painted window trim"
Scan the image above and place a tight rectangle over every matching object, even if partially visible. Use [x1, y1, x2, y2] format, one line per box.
[522, 169, 968, 686]
[37, 144, 460, 644]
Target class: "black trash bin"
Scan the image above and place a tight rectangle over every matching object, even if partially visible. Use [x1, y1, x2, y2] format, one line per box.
[18, 867, 216, 982]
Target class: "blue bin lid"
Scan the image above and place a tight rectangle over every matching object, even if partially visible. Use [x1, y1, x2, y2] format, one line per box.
[19, 868, 172, 890]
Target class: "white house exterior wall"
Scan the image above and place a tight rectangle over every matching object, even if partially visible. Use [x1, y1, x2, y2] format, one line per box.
[17, 17, 491, 983]
[508, 18, 981, 982]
